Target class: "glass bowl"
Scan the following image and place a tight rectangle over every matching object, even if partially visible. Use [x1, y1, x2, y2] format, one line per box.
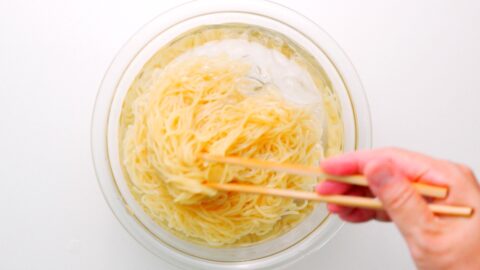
[91, 0, 372, 269]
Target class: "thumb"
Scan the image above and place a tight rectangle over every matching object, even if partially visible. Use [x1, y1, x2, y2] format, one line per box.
[364, 158, 435, 239]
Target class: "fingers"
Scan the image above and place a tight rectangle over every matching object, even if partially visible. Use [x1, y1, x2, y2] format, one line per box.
[320, 151, 368, 175]
[339, 208, 376, 223]
[321, 148, 454, 189]
[318, 148, 445, 227]
[315, 181, 352, 194]
[364, 158, 435, 239]
[316, 181, 354, 216]
[317, 181, 381, 222]
[326, 203, 390, 222]
[328, 203, 353, 215]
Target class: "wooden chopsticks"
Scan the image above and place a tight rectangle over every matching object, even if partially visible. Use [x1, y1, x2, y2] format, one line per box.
[200, 154, 448, 199]
[200, 154, 474, 217]
[205, 182, 473, 217]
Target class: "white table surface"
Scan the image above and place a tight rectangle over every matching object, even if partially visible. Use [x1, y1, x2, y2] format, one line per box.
[1, 0, 479, 269]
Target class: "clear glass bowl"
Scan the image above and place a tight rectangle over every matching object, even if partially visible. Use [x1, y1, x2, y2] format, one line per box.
[91, 1, 371, 269]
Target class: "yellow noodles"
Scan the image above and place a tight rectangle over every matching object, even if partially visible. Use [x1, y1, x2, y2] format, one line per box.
[122, 54, 324, 246]
[119, 24, 344, 246]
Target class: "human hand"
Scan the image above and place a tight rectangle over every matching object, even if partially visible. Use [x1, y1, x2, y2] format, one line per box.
[316, 148, 480, 270]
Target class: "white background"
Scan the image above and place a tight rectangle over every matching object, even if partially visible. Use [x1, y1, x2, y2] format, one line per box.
[1, 0, 479, 269]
